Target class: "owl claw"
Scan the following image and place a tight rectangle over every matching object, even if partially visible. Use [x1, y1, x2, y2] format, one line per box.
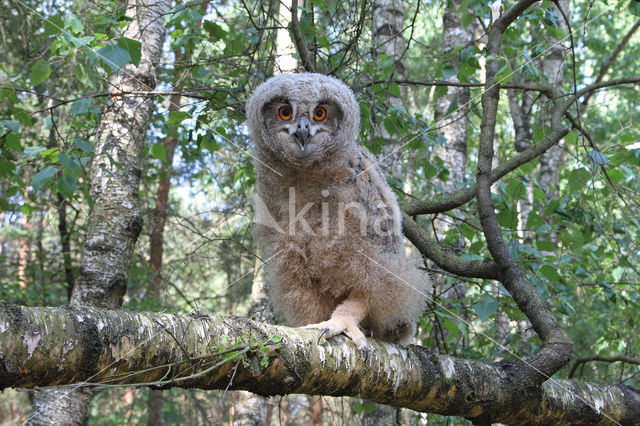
[318, 327, 332, 343]
[305, 317, 369, 354]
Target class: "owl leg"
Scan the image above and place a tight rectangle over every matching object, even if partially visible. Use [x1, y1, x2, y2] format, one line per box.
[304, 293, 368, 353]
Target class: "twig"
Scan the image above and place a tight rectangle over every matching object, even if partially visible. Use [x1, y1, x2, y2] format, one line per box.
[568, 355, 640, 379]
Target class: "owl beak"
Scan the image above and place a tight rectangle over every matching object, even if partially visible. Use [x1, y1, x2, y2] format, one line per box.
[294, 115, 311, 151]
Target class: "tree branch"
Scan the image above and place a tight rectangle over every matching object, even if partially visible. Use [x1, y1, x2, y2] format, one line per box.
[403, 125, 570, 216]
[290, 0, 315, 72]
[581, 18, 640, 107]
[475, 0, 572, 384]
[401, 212, 501, 279]
[1, 302, 638, 424]
[569, 355, 640, 379]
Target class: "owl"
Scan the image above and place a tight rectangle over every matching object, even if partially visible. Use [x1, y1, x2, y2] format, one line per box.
[246, 73, 429, 351]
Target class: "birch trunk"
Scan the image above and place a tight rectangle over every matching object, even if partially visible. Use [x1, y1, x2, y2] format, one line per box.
[230, 1, 302, 419]
[431, 0, 473, 356]
[373, 0, 407, 179]
[539, 0, 570, 193]
[27, 1, 171, 424]
[2, 303, 638, 425]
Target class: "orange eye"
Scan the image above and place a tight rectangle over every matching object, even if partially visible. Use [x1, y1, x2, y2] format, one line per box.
[278, 105, 292, 120]
[313, 106, 327, 121]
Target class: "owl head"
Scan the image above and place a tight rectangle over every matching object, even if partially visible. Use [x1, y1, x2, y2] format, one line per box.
[246, 73, 360, 168]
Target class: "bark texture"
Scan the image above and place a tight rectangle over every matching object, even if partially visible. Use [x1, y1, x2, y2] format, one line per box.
[373, 0, 407, 179]
[538, 0, 570, 191]
[28, 0, 172, 424]
[434, 0, 472, 191]
[431, 0, 474, 355]
[475, 0, 572, 389]
[0, 303, 638, 425]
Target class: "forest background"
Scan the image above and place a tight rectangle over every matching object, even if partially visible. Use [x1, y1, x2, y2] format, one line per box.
[0, 0, 639, 424]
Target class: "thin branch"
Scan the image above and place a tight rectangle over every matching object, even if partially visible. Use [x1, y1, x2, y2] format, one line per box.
[581, 18, 640, 107]
[403, 125, 570, 215]
[361, 79, 556, 96]
[290, 0, 315, 72]
[569, 356, 640, 379]
[402, 212, 501, 280]
[29, 90, 215, 115]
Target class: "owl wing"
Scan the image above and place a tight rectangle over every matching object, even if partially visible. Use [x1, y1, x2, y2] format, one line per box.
[350, 148, 403, 254]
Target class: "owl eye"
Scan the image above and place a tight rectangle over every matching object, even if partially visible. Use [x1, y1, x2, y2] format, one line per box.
[278, 105, 293, 120]
[313, 106, 327, 121]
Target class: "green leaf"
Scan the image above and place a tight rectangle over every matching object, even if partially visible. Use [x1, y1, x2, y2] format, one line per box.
[97, 44, 132, 72]
[536, 240, 555, 252]
[472, 295, 498, 320]
[526, 211, 544, 228]
[443, 319, 459, 339]
[151, 143, 167, 160]
[32, 165, 58, 192]
[58, 153, 80, 175]
[72, 139, 94, 153]
[445, 99, 459, 116]
[540, 264, 559, 283]
[68, 35, 95, 48]
[629, 1, 640, 17]
[13, 109, 31, 128]
[44, 15, 64, 36]
[494, 65, 513, 84]
[0, 120, 20, 133]
[460, 223, 475, 241]
[497, 209, 517, 229]
[24, 146, 46, 158]
[64, 13, 84, 34]
[548, 26, 564, 40]
[203, 21, 227, 42]
[588, 150, 608, 166]
[441, 65, 457, 79]
[0, 159, 15, 177]
[116, 38, 142, 66]
[30, 60, 51, 86]
[168, 110, 190, 124]
[57, 174, 78, 198]
[434, 85, 448, 101]
[6, 133, 21, 151]
[568, 168, 590, 192]
[71, 98, 93, 116]
[269, 335, 283, 343]
[461, 11, 472, 28]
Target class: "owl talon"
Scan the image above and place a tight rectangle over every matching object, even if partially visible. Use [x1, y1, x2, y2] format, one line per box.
[360, 342, 370, 360]
[318, 327, 332, 343]
[305, 317, 368, 352]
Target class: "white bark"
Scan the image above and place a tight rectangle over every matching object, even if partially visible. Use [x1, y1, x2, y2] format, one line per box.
[28, 1, 172, 424]
[274, 0, 297, 74]
[373, 0, 407, 179]
[539, 0, 570, 191]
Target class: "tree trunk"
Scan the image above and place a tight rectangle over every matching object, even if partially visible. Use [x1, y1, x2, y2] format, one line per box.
[373, 0, 407, 179]
[274, 0, 297, 74]
[57, 194, 74, 300]
[17, 187, 30, 290]
[431, 0, 474, 355]
[539, 0, 570, 193]
[2, 303, 638, 425]
[27, 0, 171, 424]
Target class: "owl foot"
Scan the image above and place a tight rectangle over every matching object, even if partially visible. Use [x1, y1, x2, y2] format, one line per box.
[305, 316, 369, 355]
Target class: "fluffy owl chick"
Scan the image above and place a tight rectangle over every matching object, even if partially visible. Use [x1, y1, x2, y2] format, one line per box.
[247, 73, 429, 351]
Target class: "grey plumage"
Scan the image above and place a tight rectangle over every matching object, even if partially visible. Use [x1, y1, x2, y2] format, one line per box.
[247, 73, 429, 349]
